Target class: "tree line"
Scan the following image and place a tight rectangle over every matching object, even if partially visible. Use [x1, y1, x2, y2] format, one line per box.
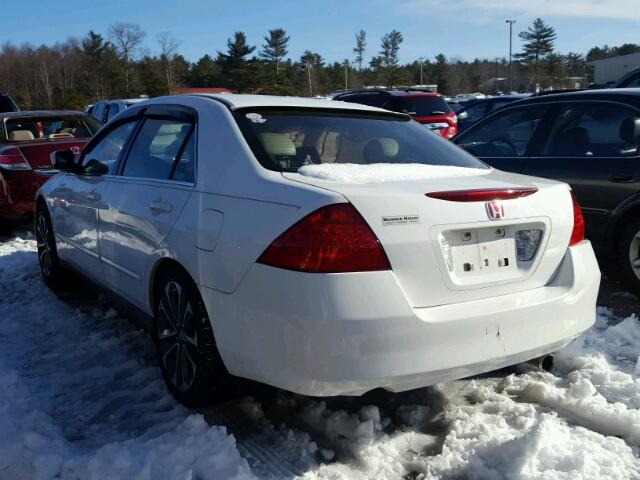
[0, 19, 636, 110]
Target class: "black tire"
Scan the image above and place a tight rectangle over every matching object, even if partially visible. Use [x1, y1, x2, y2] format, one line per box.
[153, 268, 231, 407]
[35, 206, 64, 289]
[617, 217, 640, 294]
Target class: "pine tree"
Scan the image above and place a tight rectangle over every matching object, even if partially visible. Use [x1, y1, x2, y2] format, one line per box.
[515, 18, 556, 88]
[299, 50, 324, 96]
[376, 30, 404, 87]
[81, 31, 117, 98]
[353, 30, 366, 71]
[218, 31, 256, 92]
[260, 28, 290, 86]
[433, 53, 449, 94]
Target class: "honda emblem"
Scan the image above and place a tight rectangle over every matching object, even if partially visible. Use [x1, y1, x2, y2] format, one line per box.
[485, 201, 504, 220]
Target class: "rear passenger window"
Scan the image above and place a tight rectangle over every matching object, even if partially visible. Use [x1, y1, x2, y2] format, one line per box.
[122, 118, 193, 180]
[171, 131, 195, 183]
[542, 103, 640, 157]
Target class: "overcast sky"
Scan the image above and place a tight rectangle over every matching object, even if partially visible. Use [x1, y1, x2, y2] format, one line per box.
[3, 0, 638, 63]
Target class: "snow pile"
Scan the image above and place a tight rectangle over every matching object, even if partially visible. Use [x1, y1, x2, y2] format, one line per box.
[506, 373, 640, 444]
[297, 163, 488, 184]
[0, 236, 255, 480]
[414, 383, 640, 480]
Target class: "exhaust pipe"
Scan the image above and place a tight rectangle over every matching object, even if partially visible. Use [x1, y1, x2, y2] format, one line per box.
[524, 354, 554, 372]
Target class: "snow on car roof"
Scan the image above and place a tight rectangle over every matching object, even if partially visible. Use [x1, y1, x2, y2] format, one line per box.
[191, 93, 406, 116]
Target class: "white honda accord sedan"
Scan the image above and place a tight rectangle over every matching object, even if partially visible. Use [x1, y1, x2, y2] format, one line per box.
[36, 94, 600, 405]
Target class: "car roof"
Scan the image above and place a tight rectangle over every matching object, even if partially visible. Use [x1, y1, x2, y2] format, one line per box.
[509, 88, 640, 107]
[187, 93, 408, 116]
[0, 110, 90, 118]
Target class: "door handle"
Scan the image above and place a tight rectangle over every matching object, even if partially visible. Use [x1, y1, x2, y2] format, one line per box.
[149, 200, 173, 214]
[610, 173, 634, 183]
[86, 191, 100, 201]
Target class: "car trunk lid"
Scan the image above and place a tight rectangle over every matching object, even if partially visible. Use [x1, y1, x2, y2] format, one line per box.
[10, 139, 88, 170]
[284, 168, 573, 307]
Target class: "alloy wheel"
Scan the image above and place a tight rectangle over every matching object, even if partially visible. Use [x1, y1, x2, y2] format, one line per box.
[36, 213, 53, 279]
[156, 281, 199, 391]
[628, 229, 640, 281]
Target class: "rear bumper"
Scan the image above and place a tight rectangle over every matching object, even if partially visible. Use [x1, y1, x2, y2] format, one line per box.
[202, 241, 600, 396]
[0, 169, 46, 219]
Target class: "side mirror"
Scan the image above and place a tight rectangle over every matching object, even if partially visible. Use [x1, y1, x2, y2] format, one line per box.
[51, 150, 76, 171]
[83, 158, 109, 176]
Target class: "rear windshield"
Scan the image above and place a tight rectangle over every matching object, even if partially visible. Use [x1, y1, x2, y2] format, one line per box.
[3, 115, 100, 142]
[234, 109, 486, 172]
[388, 96, 451, 116]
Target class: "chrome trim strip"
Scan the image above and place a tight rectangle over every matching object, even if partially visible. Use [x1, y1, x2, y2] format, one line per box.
[101, 255, 141, 280]
[34, 168, 61, 177]
[56, 233, 100, 259]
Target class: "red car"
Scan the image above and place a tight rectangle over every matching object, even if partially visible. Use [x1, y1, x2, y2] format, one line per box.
[334, 89, 458, 139]
[0, 111, 101, 227]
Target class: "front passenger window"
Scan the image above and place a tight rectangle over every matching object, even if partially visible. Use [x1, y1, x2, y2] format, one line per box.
[82, 121, 136, 174]
[457, 105, 548, 157]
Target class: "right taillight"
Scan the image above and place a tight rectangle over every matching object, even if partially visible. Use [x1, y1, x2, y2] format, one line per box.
[0, 148, 30, 170]
[257, 203, 391, 273]
[569, 191, 585, 246]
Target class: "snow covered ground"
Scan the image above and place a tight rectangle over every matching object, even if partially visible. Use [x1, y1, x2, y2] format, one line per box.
[0, 234, 639, 480]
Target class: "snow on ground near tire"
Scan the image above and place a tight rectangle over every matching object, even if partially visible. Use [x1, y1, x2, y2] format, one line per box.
[0, 236, 254, 480]
[1, 235, 639, 480]
[297, 163, 488, 183]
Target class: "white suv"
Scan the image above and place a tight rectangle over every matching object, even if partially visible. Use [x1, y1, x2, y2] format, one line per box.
[36, 94, 600, 406]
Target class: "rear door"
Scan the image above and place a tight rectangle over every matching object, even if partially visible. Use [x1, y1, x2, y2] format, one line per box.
[99, 105, 196, 308]
[454, 103, 552, 172]
[522, 100, 640, 246]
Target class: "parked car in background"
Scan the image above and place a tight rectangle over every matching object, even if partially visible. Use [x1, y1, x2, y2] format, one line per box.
[615, 67, 640, 88]
[0, 92, 19, 113]
[456, 94, 529, 132]
[334, 89, 458, 139]
[36, 94, 598, 406]
[0, 111, 100, 228]
[453, 89, 640, 291]
[88, 97, 149, 124]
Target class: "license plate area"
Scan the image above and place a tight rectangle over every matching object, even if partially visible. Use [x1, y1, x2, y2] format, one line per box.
[438, 222, 546, 287]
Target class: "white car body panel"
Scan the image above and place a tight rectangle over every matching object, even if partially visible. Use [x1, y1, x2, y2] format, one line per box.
[38, 93, 601, 397]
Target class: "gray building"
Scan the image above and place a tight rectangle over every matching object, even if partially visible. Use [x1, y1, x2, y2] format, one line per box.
[588, 52, 640, 85]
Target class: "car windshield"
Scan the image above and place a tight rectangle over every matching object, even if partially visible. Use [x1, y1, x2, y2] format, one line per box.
[388, 96, 451, 116]
[0, 96, 16, 113]
[234, 109, 486, 172]
[3, 114, 100, 142]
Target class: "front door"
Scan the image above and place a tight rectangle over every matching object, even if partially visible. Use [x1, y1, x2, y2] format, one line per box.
[51, 121, 137, 279]
[454, 103, 552, 173]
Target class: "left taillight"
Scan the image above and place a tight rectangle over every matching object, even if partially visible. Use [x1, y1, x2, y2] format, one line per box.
[0, 148, 30, 170]
[257, 203, 391, 273]
[569, 191, 585, 246]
